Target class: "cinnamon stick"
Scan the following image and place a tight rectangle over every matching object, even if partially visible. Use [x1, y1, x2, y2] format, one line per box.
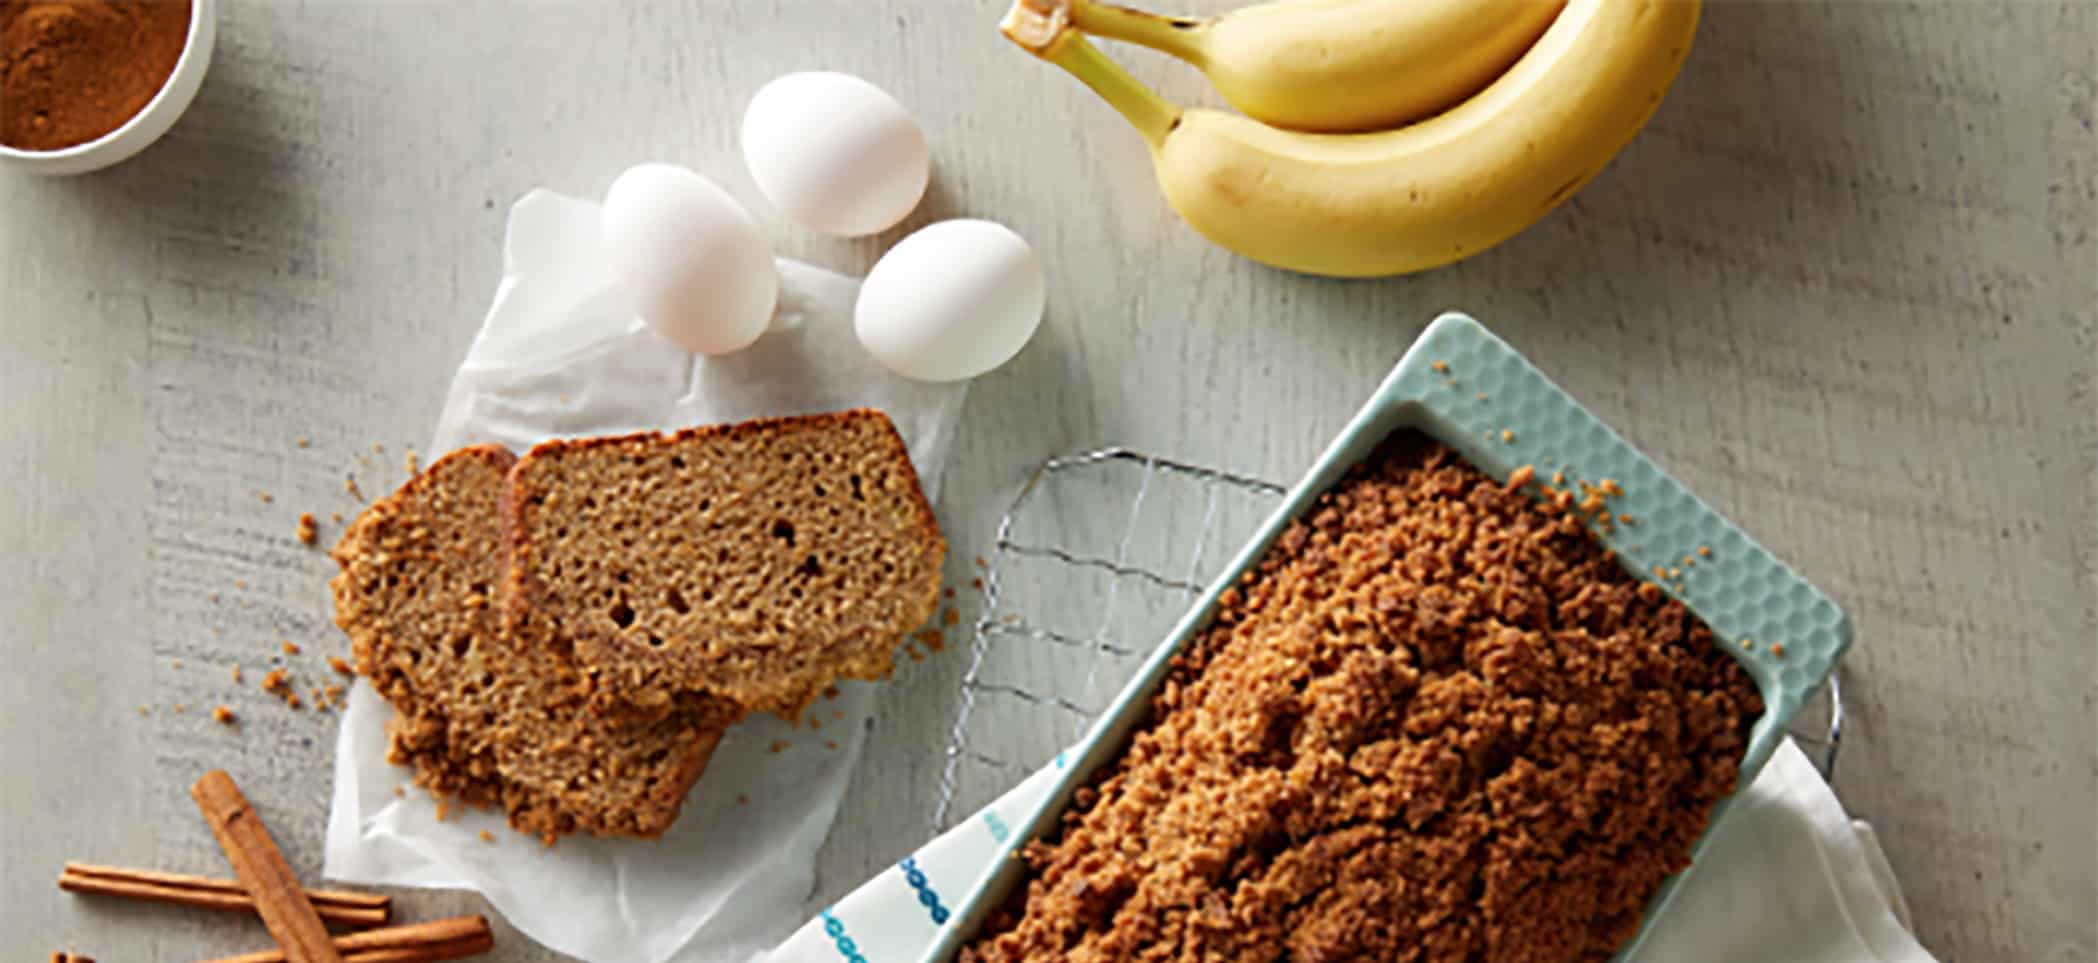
[59, 862, 391, 927]
[198, 916, 493, 963]
[190, 770, 346, 963]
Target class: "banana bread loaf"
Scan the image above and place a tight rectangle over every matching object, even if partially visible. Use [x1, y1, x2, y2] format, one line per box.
[962, 432, 1762, 962]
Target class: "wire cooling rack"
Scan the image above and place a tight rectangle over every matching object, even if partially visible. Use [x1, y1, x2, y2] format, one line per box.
[933, 448, 1845, 832]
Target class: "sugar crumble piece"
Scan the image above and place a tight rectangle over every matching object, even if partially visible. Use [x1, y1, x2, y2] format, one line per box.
[282, 641, 301, 656]
[1476, 392, 1488, 401]
[328, 656, 354, 676]
[296, 436, 310, 448]
[736, 794, 751, 806]
[261, 667, 290, 694]
[943, 587, 955, 599]
[1698, 545, 1712, 558]
[209, 592, 219, 604]
[137, 705, 148, 716]
[172, 704, 185, 714]
[832, 710, 844, 720]
[258, 491, 274, 504]
[211, 705, 235, 725]
[323, 684, 345, 708]
[171, 659, 183, 669]
[393, 785, 406, 798]
[286, 693, 302, 710]
[1666, 567, 1682, 580]
[373, 442, 386, 455]
[768, 740, 792, 754]
[296, 513, 318, 545]
[331, 512, 343, 525]
[825, 740, 840, 751]
[943, 607, 960, 626]
[1551, 470, 1566, 486]
[810, 716, 823, 731]
[1578, 493, 1605, 516]
[974, 555, 988, 569]
[434, 801, 452, 822]
[1501, 429, 1516, 443]
[1430, 360, 1450, 374]
[1618, 514, 1637, 526]
[234, 579, 247, 590]
[823, 685, 840, 700]
[1682, 555, 1697, 567]
[971, 577, 984, 591]
[1770, 643, 1786, 657]
[1600, 479, 1623, 497]
[345, 474, 366, 502]
[1507, 465, 1536, 489]
[231, 664, 242, 684]
[1651, 564, 1668, 580]
[1740, 638, 1755, 650]
[907, 648, 925, 661]
[405, 450, 420, 476]
[480, 830, 496, 844]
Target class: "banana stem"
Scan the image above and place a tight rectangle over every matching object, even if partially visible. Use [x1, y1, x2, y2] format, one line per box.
[1040, 32, 1182, 148]
[1068, 0, 1208, 63]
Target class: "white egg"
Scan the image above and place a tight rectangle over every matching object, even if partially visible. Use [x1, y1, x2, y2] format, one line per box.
[741, 72, 930, 238]
[856, 219, 1044, 383]
[602, 163, 778, 356]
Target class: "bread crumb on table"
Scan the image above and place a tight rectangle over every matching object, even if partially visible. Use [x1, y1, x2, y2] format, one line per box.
[1770, 643, 1786, 658]
[211, 705, 235, 724]
[809, 716, 822, 730]
[345, 475, 365, 502]
[296, 513, 318, 545]
[434, 801, 452, 822]
[822, 685, 840, 701]
[282, 641, 301, 656]
[296, 436, 310, 448]
[258, 491, 273, 504]
[825, 740, 839, 751]
[328, 656, 354, 676]
[393, 785, 406, 798]
[231, 664, 242, 684]
[942, 607, 959, 626]
[480, 830, 496, 843]
[1507, 464, 1536, 489]
[736, 794, 750, 806]
[137, 705, 148, 716]
[1430, 360, 1449, 373]
[171, 659, 183, 669]
[768, 740, 791, 754]
[1501, 428, 1517, 443]
[331, 512, 343, 525]
[1699, 545, 1713, 558]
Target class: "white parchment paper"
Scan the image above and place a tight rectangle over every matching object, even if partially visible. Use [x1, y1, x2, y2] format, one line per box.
[324, 189, 967, 963]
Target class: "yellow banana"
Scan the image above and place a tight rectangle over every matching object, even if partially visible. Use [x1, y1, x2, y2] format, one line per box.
[1067, 0, 1565, 133]
[1002, 0, 1700, 278]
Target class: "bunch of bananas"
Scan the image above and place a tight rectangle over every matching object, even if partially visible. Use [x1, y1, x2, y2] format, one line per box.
[1002, 0, 1700, 278]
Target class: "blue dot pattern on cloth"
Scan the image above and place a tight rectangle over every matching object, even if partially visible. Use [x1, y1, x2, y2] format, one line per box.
[901, 857, 950, 925]
[821, 909, 869, 963]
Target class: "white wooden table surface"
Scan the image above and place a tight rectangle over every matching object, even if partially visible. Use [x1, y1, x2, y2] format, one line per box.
[3, 1, 2091, 960]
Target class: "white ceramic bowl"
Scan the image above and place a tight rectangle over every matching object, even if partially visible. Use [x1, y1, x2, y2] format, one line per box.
[0, 0, 217, 176]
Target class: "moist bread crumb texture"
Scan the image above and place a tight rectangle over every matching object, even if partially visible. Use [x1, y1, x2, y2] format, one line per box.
[330, 445, 736, 841]
[504, 410, 944, 720]
[330, 445, 517, 809]
[963, 432, 1762, 963]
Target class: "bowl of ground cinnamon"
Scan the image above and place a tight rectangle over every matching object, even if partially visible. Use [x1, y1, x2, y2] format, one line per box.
[0, 0, 214, 174]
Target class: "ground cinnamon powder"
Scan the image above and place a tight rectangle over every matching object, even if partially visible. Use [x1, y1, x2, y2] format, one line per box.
[0, 0, 190, 151]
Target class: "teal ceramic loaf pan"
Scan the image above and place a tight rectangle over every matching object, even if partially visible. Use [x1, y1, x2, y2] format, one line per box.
[921, 312, 1853, 963]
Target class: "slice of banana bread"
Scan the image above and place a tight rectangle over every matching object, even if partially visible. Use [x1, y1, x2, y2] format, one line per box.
[332, 445, 733, 840]
[331, 445, 516, 809]
[503, 409, 945, 720]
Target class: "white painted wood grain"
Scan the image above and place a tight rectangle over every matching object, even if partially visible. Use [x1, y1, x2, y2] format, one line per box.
[1, 1, 2089, 960]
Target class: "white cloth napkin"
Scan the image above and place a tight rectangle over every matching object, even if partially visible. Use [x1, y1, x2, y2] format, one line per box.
[767, 739, 1936, 963]
[323, 189, 967, 963]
